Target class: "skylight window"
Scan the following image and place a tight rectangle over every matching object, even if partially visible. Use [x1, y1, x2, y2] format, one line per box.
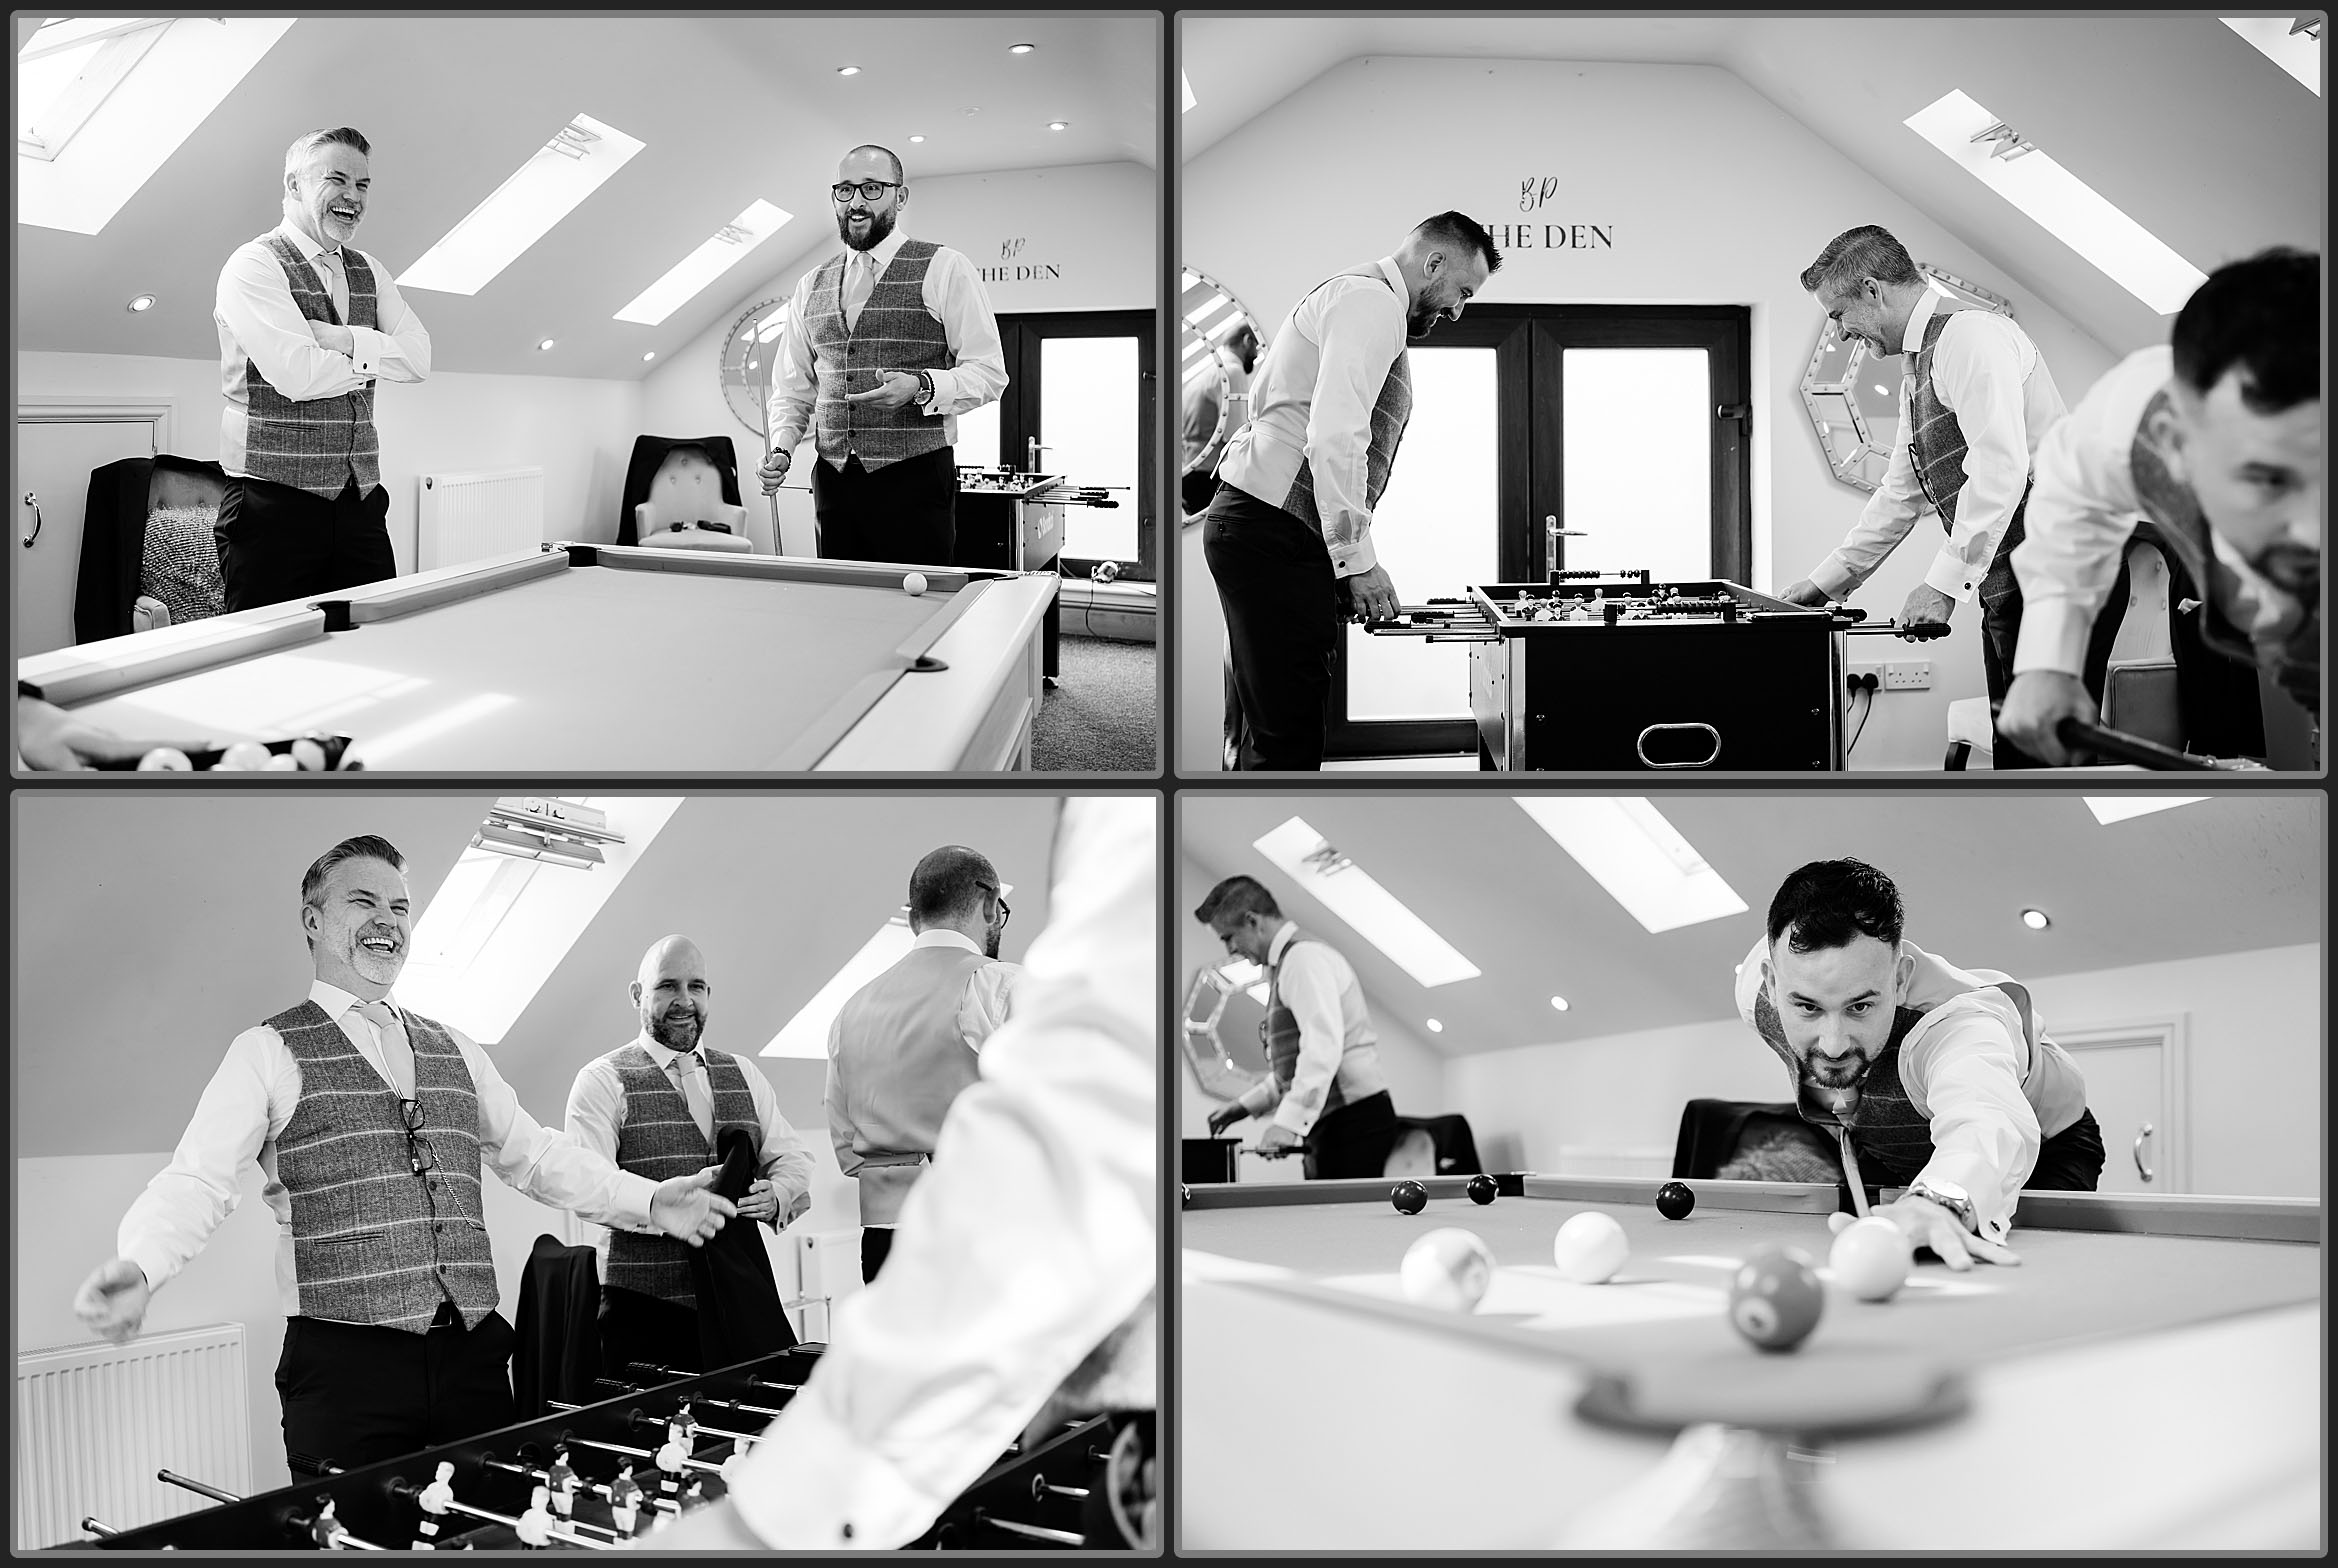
[1251, 817, 1480, 988]
[763, 886, 1013, 1060]
[395, 796, 683, 1044]
[1904, 90, 2208, 314]
[1182, 70, 1196, 113]
[2221, 17, 2320, 94]
[400, 113, 646, 297]
[615, 199, 793, 326]
[17, 17, 295, 235]
[2083, 796, 2209, 826]
[1514, 797, 1747, 934]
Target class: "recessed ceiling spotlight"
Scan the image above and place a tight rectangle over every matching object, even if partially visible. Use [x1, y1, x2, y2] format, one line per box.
[907, 134, 925, 143]
[537, 338, 556, 352]
[126, 293, 157, 312]
[1008, 42, 1035, 54]
[1047, 120, 1069, 131]
[1550, 995, 1570, 1011]
[2020, 908, 2051, 931]
[1425, 1019, 1443, 1033]
[642, 351, 656, 362]
[836, 65, 860, 76]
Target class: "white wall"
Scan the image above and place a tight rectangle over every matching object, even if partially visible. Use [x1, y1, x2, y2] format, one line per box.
[1444, 942, 2318, 1200]
[1178, 56, 2122, 772]
[16, 349, 645, 563]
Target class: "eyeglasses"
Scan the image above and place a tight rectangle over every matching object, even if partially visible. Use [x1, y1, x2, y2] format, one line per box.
[399, 1097, 438, 1176]
[832, 180, 902, 202]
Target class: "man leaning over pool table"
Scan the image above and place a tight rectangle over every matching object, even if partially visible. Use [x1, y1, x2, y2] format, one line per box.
[1734, 857, 2105, 1269]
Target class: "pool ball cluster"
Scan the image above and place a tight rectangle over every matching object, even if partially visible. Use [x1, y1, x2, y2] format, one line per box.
[1386, 1179, 1917, 1352]
[125, 733, 357, 772]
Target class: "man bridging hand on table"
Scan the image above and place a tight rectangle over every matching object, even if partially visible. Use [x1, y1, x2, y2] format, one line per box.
[1735, 858, 2102, 1269]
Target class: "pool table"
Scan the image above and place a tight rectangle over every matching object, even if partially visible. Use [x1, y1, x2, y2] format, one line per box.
[16, 544, 1055, 772]
[1181, 1174, 2320, 1552]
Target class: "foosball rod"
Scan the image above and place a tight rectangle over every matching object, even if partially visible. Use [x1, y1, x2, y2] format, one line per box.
[390, 1481, 613, 1551]
[157, 1468, 243, 1504]
[556, 1431, 728, 1476]
[973, 1509, 1087, 1546]
[474, 1457, 629, 1538]
[80, 1518, 118, 1539]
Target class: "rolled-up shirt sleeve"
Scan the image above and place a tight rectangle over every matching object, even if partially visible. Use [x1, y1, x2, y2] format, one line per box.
[1267, 947, 1347, 1139]
[466, 1035, 654, 1230]
[1304, 284, 1404, 578]
[1900, 1007, 2042, 1244]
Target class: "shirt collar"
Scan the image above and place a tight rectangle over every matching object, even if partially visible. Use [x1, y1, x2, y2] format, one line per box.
[632, 1031, 702, 1068]
[277, 220, 342, 264]
[311, 978, 395, 1021]
[1373, 255, 1406, 301]
[910, 927, 984, 956]
[853, 226, 909, 271]
[1265, 920, 1299, 966]
[1900, 287, 1942, 356]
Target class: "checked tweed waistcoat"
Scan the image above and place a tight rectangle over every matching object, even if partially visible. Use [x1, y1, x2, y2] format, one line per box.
[805, 240, 956, 471]
[1751, 994, 1938, 1185]
[1280, 274, 1413, 534]
[599, 1043, 761, 1306]
[1260, 932, 1385, 1125]
[244, 233, 382, 499]
[270, 1000, 497, 1333]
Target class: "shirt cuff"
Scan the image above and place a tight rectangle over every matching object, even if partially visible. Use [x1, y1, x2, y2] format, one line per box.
[1328, 532, 1377, 578]
[612, 1172, 658, 1231]
[1809, 556, 1859, 599]
[1925, 549, 1983, 602]
[727, 1389, 951, 1549]
[348, 325, 386, 379]
[123, 1239, 177, 1298]
[923, 368, 952, 417]
[1271, 1100, 1317, 1139]
[2009, 597, 2092, 676]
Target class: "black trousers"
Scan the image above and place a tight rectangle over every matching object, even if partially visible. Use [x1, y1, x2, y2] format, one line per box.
[1305, 1090, 1400, 1180]
[275, 1305, 516, 1474]
[810, 446, 957, 566]
[861, 1226, 895, 1284]
[1203, 481, 1349, 772]
[596, 1284, 702, 1383]
[215, 474, 394, 614]
[1180, 468, 1218, 518]
[1977, 511, 2134, 769]
[2022, 1107, 2108, 1192]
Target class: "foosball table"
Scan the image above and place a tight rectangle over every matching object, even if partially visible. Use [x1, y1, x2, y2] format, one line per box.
[954, 467, 1126, 685]
[1366, 572, 1927, 771]
[63, 1346, 1155, 1551]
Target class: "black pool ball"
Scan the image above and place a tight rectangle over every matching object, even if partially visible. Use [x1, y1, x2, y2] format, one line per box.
[1391, 1180, 1429, 1215]
[1467, 1175, 1498, 1205]
[1656, 1181, 1696, 1220]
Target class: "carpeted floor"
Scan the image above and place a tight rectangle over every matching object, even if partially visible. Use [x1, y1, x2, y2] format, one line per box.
[1032, 634, 1158, 773]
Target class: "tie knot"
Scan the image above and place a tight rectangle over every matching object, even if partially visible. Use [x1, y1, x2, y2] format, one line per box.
[672, 1049, 700, 1072]
[359, 1000, 399, 1029]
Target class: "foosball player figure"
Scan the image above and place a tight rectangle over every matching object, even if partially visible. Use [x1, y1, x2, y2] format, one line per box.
[515, 1485, 555, 1548]
[545, 1448, 580, 1520]
[609, 1469, 646, 1536]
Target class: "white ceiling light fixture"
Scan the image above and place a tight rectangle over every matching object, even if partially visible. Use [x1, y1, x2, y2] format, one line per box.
[1048, 120, 1069, 131]
[17, 16, 295, 235]
[1904, 90, 2208, 314]
[641, 351, 656, 362]
[401, 113, 646, 297]
[1550, 995, 1571, 1012]
[1251, 817, 1481, 988]
[908, 134, 926, 143]
[764, 885, 1012, 1059]
[1009, 42, 1036, 54]
[1425, 1018, 1444, 1033]
[1514, 797, 1747, 935]
[836, 64, 861, 76]
[126, 294, 156, 312]
[536, 338, 555, 352]
[615, 199, 793, 326]
[2020, 908, 2052, 930]
[2084, 795, 2210, 826]
[2221, 17, 2321, 93]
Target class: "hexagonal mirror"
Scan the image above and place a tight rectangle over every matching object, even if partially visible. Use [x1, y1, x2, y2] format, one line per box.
[1179, 963, 1270, 1102]
[1800, 264, 2014, 492]
[719, 297, 791, 440]
[1180, 267, 1263, 512]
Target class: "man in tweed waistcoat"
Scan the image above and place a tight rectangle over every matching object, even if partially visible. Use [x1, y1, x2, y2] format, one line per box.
[73, 836, 733, 1474]
[212, 128, 430, 613]
[757, 144, 1007, 566]
[1779, 226, 2076, 768]
[1202, 212, 1500, 771]
[1736, 858, 2101, 1272]
[565, 934, 814, 1378]
[1195, 875, 1397, 1179]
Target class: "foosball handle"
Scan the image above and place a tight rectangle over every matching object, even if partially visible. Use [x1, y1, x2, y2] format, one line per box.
[81, 1518, 120, 1539]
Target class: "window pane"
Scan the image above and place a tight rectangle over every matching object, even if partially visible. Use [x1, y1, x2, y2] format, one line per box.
[956, 399, 1002, 470]
[1039, 335, 1139, 561]
[1344, 347, 1499, 722]
[1563, 348, 1711, 582]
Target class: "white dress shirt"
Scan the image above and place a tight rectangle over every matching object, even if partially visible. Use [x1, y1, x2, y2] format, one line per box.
[1217, 258, 1411, 578]
[727, 797, 1156, 1550]
[116, 979, 655, 1318]
[564, 1034, 818, 1233]
[1811, 289, 2067, 603]
[214, 221, 430, 480]
[2012, 344, 2304, 677]
[1733, 939, 2091, 1243]
[1235, 921, 1379, 1139]
[763, 226, 1009, 455]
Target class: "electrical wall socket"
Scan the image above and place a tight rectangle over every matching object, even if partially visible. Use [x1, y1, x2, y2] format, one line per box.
[1883, 660, 1933, 690]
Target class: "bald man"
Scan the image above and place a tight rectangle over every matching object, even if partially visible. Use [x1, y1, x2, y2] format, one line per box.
[566, 937, 815, 1379]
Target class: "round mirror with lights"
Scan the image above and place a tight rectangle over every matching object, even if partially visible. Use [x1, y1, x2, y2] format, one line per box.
[1180, 267, 1264, 517]
[1800, 263, 2015, 492]
[718, 298, 791, 441]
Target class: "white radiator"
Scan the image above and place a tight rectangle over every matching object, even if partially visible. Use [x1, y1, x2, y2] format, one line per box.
[417, 466, 544, 570]
[15, 1324, 252, 1551]
[794, 1229, 866, 1342]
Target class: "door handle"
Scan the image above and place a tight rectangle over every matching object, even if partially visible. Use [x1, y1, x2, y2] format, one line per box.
[22, 491, 41, 548]
[2132, 1122, 2155, 1184]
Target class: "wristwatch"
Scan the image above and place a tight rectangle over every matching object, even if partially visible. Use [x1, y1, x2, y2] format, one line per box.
[913, 369, 935, 407]
[1905, 1177, 1977, 1233]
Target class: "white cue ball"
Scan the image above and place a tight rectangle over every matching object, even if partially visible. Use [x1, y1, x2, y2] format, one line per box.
[1827, 1212, 1855, 1236]
[137, 747, 194, 771]
[290, 738, 328, 771]
[219, 740, 271, 771]
[1829, 1217, 1914, 1302]
[1400, 1227, 1496, 1313]
[1552, 1210, 1629, 1284]
[262, 752, 301, 771]
[902, 571, 928, 596]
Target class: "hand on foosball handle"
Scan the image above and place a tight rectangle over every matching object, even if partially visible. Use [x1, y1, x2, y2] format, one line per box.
[1252, 1125, 1303, 1159]
[72, 1258, 152, 1344]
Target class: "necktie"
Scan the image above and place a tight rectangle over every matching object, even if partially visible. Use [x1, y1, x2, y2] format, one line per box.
[844, 251, 875, 332]
[358, 1000, 414, 1100]
[316, 249, 347, 322]
[672, 1051, 715, 1143]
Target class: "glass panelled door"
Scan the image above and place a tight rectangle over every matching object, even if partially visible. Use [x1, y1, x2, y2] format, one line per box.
[998, 310, 1157, 580]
